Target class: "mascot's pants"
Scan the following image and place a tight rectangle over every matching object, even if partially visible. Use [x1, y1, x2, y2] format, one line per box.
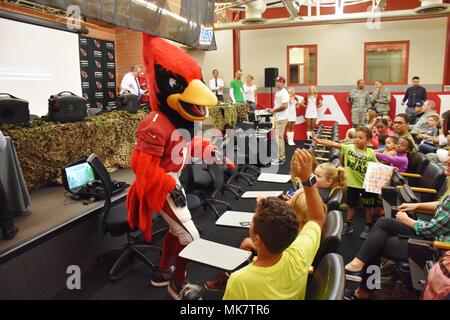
[159, 173, 200, 282]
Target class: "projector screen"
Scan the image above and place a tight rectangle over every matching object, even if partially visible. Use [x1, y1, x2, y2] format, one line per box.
[0, 18, 82, 116]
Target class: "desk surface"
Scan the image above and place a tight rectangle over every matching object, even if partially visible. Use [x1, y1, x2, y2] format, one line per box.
[0, 169, 134, 259]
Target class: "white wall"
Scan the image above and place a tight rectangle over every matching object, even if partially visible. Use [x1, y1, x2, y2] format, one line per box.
[193, 18, 447, 89]
[189, 30, 234, 86]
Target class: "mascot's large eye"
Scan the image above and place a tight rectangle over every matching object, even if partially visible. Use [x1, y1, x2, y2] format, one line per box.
[169, 78, 178, 88]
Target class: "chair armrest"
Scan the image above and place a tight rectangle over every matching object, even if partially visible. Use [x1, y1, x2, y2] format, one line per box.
[396, 186, 437, 194]
[434, 241, 450, 250]
[414, 210, 436, 216]
[400, 173, 422, 179]
[314, 150, 330, 154]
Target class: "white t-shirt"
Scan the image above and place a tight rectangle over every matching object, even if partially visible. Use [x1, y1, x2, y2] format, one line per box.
[274, 88, 290, 121]
[244, 84, 257, 102]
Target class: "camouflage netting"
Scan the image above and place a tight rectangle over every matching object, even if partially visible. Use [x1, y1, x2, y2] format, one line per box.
[1, 110, 148, 191]
[208, 103, 248, 130]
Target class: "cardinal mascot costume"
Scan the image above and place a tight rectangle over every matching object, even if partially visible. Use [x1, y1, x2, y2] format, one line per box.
[126, 35, 230, 300]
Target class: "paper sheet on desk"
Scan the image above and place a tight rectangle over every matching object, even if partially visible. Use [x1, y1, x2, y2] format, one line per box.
[363, 162, 394, 195]
[242, 191, 283, 198]
[258, 173, 291, 183]
[216, 211, 254, 228]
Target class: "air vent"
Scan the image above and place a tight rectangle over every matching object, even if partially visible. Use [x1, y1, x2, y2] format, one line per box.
[415, 1, 450, 14]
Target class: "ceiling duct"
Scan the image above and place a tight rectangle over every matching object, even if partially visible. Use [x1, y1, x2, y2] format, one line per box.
[241, 0, 267, 24]
[415, 0, 450, 14]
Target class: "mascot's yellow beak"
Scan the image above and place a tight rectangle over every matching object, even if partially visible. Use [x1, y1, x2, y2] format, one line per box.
[167, 79, 218, 122]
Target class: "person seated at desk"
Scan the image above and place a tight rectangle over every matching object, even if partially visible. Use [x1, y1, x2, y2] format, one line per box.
[0, 130, 19, 240]
[221, 149, 326, 300]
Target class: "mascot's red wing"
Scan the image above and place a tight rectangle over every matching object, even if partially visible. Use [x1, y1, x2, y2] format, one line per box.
[127, 149, 177, 241]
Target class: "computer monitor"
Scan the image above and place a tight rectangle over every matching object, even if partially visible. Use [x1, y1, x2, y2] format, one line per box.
[62, 160, 95, 192]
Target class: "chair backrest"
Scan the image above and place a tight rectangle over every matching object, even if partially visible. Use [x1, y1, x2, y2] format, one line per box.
[328, 147, 340, 161]
[312, 210, 343, 268]
[408, 152, 429, 175]
[418, 162, 446, 202]
[306, 253, 345, 300]
[87, 154, 112, 234]
[326, 188, 343, 211]
[206, 163, 226, 190]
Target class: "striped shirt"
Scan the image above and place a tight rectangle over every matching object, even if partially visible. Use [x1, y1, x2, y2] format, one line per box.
[413, 195, 450, 243]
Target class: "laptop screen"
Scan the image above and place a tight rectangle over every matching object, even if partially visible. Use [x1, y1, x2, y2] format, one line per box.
[64, 162, 95, 191]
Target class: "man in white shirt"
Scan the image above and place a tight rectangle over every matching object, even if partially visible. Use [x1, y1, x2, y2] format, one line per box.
[120, 65, 144, 99]
[270, 76, 290, 165]
[209, 69, 225, 102]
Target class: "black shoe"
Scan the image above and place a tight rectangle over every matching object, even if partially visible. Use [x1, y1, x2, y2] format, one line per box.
[168, 280, 202, 300]
[360, 225, 371, 240]
[150, 266, 174, 287]
[342, 223, 354, 235]
[2, 226, 18, 240]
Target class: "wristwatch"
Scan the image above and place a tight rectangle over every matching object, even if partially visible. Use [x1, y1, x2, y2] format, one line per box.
[302, 175, 317, 187]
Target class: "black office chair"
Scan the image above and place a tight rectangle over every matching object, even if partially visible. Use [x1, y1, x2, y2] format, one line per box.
[306, 253, 345, 300]
[87, 154, 160, 282]
[325, 188, 344, 212]
[312, 210, 343, 268]
[400, 152, 430, 185]
[193, 164, 232, 218]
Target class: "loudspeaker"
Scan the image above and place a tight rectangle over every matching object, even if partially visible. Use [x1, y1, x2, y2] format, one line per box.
[265, 68, 279, 88]
[48, 91, 87, 123]
[117, 91, 139, 113]
[0, 93, 30, 125]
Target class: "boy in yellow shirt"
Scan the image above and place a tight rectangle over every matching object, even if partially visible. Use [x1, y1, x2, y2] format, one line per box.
[223, 149, 326, 300]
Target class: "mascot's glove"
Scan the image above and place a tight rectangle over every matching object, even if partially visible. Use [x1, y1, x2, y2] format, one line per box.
[191, 136, 235, 169]
[170, 185, 187, 208]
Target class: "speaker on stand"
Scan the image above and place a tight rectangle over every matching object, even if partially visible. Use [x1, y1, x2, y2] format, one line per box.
[264, 68, 278, 108]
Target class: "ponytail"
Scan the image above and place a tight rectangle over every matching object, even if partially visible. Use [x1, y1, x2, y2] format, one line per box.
[331, 167, 348, 194]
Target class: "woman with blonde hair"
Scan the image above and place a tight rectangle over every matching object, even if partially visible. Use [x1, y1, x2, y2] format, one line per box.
[300, 86, 323, 140]
[244, 74, 257, 111]
[286, 88, 299, 146]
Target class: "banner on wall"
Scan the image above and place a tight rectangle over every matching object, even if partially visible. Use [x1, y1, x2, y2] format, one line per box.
[79, 36, 117, 110]
[257, 92, 450, 140]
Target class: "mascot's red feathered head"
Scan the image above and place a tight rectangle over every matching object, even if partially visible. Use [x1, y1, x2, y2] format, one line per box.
[142, 34, 217, 128]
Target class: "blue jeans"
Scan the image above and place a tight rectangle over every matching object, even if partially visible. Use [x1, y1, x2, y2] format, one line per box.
[418, 143, 438, 154]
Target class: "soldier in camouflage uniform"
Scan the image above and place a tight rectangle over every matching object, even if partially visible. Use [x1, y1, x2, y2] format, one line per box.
[347, 79, 370, 127]
[370, 80, 391, 116]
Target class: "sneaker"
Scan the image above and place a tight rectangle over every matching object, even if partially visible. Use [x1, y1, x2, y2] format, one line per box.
[360, 225, 371, 240]
[168, 280, 202, 300]
[150, 266, 174, 287]
[204, 273, 229, 292]
[342, 223, 354, 235]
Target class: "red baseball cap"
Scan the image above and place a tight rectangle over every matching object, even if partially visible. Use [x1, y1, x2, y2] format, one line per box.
[275, 76, 286, 84]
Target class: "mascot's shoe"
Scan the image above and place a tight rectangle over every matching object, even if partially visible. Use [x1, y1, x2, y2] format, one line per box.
[168, 279, 202, 300]
[151, 266, 174, 287]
